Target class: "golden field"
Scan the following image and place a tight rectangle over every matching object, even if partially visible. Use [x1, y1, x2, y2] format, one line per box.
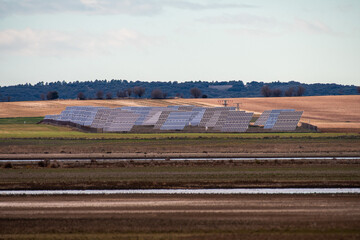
[0, 95, 359, 132]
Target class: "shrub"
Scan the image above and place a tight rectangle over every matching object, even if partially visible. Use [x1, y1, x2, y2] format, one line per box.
[38, 161, 46, 167]
[50, 161, 60, 168]
[4, 162, 13, 168]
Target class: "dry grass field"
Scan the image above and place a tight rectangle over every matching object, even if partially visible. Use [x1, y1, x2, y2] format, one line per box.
[1, 95, 359, 132]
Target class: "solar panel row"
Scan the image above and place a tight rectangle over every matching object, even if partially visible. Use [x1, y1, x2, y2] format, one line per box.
[221, 112, 253, 132]
[255, 109, 303, 131]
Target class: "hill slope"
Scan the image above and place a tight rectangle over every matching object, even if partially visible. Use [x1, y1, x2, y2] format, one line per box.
[0, 96, 359, 132]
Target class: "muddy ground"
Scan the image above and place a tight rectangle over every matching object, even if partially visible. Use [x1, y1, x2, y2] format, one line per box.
[1, 137, 359, 157]
[0, 194, 359, 240]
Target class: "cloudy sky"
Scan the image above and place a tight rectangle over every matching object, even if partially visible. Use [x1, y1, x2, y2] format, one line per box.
[0, 0, 359, 86]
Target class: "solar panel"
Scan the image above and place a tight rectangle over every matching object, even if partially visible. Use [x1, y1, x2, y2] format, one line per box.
[44, 115, 60, 120]
[213, 111, 231, 130]
[263, 109, 295, 129]
[205, 110, 222, 128]
[189, 108, 206, 126]
[90, 108, 112, 129]
[254, 110, 272, 126]
[160, 111, 194, 130]
[154, 111, 173, 129]
[167, 105, 180, 110]
[272, 111, 303, 131]
[103, 110, 140, 132]
[177, 105, 195, 111]
[221, 111, 253, 132]
[143, 111, 162, 125]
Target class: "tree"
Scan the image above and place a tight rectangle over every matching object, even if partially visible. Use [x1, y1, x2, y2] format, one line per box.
[272, 88, 282, 97]
[284, 87, 294, 97]
[175, 93, 183, 98]
[116, 90, 127, 98]
[190, 87, 202, 98]
[77, 92, 86, 100]
[357, 86, 360, 94]
[151, 89, 164, 99]
[96, 90, 104, 99]
[296, 85, 306, 96]
[202, 94, 208, 98]
[106, 92, 113, 99]
[261, 85, 272, 97]
[126, 88, 133, 97]
[133, 86, 146, 98]
[40, 93, 45, 100]
[46, 91, 59, 100]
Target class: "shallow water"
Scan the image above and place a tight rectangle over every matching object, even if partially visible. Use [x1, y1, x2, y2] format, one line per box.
[1, 188, 360, 195]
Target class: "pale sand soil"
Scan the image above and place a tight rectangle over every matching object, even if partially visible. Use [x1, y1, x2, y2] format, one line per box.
[1, 95, 359, 130]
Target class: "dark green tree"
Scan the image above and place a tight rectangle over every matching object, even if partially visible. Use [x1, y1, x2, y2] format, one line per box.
[190, 87, 202, 98]
[46, 91, 59, 100]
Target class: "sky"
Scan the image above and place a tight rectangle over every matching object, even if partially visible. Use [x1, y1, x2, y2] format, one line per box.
[0, 0, 359, 87]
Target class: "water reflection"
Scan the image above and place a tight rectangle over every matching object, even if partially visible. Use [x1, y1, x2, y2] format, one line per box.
[1, 188, 360, 195]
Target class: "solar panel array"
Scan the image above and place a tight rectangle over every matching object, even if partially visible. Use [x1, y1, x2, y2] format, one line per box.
[254, 109, 303, 131]
[44, 106, 303, 132]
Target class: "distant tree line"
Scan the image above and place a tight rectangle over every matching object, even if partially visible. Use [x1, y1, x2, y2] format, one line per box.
[71, 86, 206, 100]
[261, 85, 306, 97]
[0, 79, 359, 102]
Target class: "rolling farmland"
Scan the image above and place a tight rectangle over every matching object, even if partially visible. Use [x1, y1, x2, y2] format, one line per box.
[1, 95, 359, 132]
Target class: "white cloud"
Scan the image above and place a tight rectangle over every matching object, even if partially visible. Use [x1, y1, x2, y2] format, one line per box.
[293, 19, 334, 35]
[0, 0, 255, 17]
[228, 28, 282, 38]
[198, 13, 277, 26]
[198, 13, 336, 37]
[0, 28, 158, 56]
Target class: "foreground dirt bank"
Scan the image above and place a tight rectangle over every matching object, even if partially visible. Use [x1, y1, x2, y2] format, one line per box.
[1, 152, 360, 160]
[1, 161, 359, 190]
[1, 194, 359, 240]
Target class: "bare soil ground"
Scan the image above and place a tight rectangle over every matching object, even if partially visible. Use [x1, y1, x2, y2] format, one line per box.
[1, 137, 359, 157]
[1, 95, 359, 131]
[0, 194, 359, 240]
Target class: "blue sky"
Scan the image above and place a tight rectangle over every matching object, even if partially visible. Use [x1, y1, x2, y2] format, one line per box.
[0, 0, 359, 86]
